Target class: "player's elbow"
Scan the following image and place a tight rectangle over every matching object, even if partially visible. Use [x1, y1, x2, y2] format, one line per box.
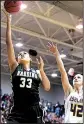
[45, 87, 50, 91]
[42, 80, 50, 91]
[44, 85, 50, 91]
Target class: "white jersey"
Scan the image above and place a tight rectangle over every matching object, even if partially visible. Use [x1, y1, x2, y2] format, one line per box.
[64, 89, 83, 123]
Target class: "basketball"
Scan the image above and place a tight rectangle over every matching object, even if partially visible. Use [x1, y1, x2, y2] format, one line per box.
[4, 0, 22, 14]
[29, 49, 37, 56]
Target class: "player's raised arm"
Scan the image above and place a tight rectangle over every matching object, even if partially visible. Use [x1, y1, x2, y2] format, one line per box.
[47, 42, 73, 94]
[4, 11, 18, 73]
[36, 56, 50, 91]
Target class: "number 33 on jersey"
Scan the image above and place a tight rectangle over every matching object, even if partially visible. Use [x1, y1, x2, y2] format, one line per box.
[20, 78, 32, 88]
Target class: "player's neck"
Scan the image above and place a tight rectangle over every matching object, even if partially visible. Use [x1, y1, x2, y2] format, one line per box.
[75, 85, 83, 93]
[23, 63, 30, 70]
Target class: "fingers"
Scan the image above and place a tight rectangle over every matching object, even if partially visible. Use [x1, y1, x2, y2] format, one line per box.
[2, 9, 7, 15]
[36, 58, 40, 64]
[47, 42, 55, 47]
[2, 8, 8, 15]
[40, 56, 42, 61]
[48, 42, 52, 46]
[36, 56, 44, 63]
[47, 42, 57, 48]
[2, 9, 12, 18]
[40, 56, 44, 63]
[51, 42, 57, 47]
[51, 41, 54, 46]
[47, 42, 52, 49]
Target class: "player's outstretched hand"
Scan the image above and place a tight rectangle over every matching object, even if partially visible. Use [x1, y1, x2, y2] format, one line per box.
[2, 9, 12, 20]
[47, 42, 58, 54]
[36, 56, 44, 71]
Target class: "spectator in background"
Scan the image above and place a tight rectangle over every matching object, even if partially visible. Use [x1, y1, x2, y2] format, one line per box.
[43, 105, 48, 117]
[55, 102, 61, 117]
[1, 94, 65, 123]
[60, 105, 65, 116]
[47, 112, 52, 122]
[55, 106, 60, 117]
[47, 103, 52, 112]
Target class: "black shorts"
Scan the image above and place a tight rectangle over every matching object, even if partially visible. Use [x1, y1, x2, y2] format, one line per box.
[7, 105, 43, 123]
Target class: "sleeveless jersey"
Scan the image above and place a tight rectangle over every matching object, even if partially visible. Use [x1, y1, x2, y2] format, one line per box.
[64, 89, 83, 123]
[11, 64, 41, 112]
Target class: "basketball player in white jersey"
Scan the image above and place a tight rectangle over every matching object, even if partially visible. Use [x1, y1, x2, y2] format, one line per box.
[47, 42, 83, 123]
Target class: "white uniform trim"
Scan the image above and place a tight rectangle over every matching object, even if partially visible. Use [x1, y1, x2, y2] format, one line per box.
[36, 70, 42, 80]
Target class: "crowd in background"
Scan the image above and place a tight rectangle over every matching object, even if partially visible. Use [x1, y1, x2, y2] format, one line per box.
[1, 93, 13, 123]
[40, 101, 65, 123]
[1, 93, 65, 123]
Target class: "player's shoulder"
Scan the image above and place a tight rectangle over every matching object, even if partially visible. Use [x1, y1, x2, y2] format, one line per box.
[65, 87, 74, 99]
[11, 64, 24, 77]
[11, 64, 19, 75]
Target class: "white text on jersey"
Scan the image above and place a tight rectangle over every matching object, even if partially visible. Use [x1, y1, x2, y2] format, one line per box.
[17, 71, 38, 79]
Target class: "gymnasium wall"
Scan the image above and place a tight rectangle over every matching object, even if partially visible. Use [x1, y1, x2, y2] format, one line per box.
[1, 74, 64, 104]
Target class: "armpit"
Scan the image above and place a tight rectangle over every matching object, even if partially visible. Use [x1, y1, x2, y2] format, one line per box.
[65, 85, 73, 98]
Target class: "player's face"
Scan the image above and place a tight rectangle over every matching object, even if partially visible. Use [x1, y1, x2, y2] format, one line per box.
[18, 51, 31, 63]
[73, 74, 83, 86]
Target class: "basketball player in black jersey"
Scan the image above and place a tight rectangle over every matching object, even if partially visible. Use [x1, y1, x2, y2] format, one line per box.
[4, 11, 50, 123]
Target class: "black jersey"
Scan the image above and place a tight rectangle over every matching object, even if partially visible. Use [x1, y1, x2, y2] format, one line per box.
[11, 64, 41, 112]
